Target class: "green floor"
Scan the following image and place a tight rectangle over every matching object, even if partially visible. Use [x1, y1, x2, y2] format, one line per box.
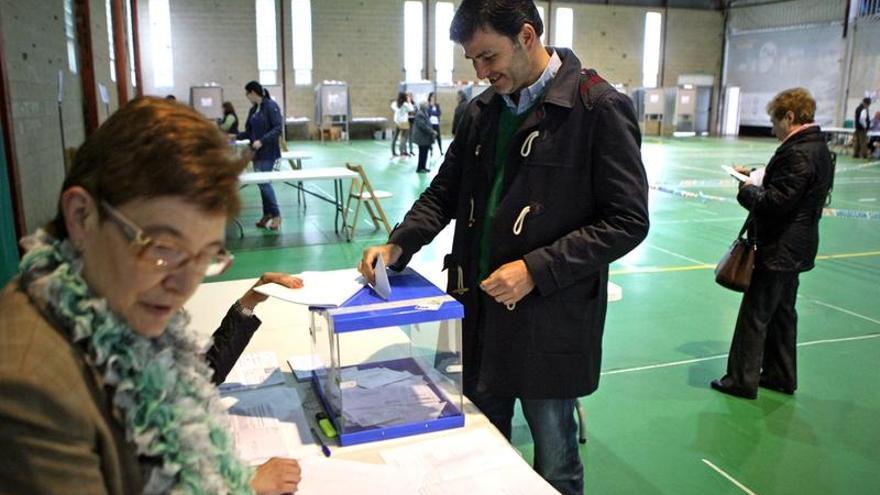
[221, 137, 880, 494]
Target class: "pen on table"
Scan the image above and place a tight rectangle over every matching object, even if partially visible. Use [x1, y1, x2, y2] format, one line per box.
[310, 427, 331, 457]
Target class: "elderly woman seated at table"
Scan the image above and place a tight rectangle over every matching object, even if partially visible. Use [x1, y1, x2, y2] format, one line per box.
[0, 97, 302, 494]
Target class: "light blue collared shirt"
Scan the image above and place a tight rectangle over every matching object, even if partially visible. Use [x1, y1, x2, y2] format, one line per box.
[502, 49, 562, 115]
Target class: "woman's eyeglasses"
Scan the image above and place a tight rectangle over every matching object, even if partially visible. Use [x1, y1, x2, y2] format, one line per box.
[100, 201, 233, 277]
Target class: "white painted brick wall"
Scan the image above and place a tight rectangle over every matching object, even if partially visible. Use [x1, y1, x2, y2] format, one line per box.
[0, 0, 85, 231]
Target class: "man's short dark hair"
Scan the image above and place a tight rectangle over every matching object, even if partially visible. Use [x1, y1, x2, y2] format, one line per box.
[450, 0, 543, 44]
[864, 97, 872, 105]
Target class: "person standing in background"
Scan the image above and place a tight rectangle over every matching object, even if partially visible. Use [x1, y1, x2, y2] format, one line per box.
[427, 92, 444, 154]
[868, 111, 880, 158]
[237, 81, 283, 231]
[451, 89, 469, 137]
[406, 92, 417, 155]
[411, 102, 437, 174]
[712, 88, 834, 400]
[391, 92, 414, 157]
[853, 97, 871, 159]
[219, 101, 239, 135]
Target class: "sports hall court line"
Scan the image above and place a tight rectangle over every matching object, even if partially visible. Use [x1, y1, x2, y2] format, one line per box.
[645, 244, 709, 265]
[610, 250, 880, 276]
[701, 459, 758, 495]
[599, 334, 880, 377]
[644, 162, 722, 175]
[651, 216, 744, 225]
[652, 185, 880, 220]
[834, 160, 880, 173]
[348, 146, 377, 158]
[602, 291, 880, 377]
[800, 298, 880, 327]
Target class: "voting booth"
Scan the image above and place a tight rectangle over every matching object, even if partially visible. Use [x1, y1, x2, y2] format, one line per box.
[642, 88, 665, 136]
[309, 268, 465, 446]
[672, 86, 698, 134]
[315, 81, 351, 141]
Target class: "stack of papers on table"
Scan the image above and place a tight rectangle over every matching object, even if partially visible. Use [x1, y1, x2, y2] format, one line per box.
[338, 366, 447, 427]
[219, 352, 316, 464]
[222, 385, 317, 464]
[219, 351, 286, 392]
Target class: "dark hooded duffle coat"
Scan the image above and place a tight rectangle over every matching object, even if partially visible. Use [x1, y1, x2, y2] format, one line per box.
[389, 48, 649, 399]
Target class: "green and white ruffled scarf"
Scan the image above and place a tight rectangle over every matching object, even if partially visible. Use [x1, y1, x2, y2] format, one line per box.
[19, 230, 253, 494]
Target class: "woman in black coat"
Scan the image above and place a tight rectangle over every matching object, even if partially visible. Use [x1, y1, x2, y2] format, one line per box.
[712, 88, 834, 400]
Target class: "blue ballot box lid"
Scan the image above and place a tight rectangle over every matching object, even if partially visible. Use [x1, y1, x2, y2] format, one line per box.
[325, 268, 464, 333]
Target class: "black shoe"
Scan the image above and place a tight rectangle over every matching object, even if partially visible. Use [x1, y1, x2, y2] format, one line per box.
[416, 168, 428, 173]
[710, 379, 757, 400]
[759, 378, 795, 395]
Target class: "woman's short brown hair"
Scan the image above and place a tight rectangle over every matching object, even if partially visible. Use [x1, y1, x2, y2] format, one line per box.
[766, 88, 816, 125]
[51, 97, 248, 238]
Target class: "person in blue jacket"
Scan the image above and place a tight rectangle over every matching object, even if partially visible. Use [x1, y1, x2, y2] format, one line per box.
[238, 81, 284, 230]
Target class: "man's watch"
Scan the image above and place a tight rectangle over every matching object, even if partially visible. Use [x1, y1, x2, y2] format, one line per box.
[233, 299, 254, 317]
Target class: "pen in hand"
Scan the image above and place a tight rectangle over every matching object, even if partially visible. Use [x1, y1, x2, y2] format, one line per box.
[310, 427, 331, 457]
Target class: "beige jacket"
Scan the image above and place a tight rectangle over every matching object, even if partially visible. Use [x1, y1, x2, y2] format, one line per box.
[0, 280, 143, 494]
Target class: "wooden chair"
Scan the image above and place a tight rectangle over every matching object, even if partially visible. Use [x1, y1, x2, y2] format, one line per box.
[319, 115, 336, 143]
[342, 163, 393, 239]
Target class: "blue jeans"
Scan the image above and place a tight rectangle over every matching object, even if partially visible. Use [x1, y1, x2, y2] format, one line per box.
[469, 390, 584, 494]
[254, 159, 280, 216]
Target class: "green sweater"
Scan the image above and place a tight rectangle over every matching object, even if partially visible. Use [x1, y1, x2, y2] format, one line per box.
[478, 103, 539, 281]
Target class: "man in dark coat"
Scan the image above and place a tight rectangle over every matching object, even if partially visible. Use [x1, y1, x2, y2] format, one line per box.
[712, 88, 834, 400]
[853, 97, 871, 159]
[359, 2, 648, 493]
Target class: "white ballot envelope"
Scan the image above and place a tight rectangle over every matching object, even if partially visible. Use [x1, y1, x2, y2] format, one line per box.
[371, 256, 391, 300]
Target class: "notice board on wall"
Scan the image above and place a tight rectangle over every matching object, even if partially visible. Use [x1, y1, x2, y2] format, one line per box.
[726, 24, 844, 126]
[190, 86, 224, 120]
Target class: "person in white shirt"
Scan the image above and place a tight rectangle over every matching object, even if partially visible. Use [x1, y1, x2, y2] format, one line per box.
[390, 92, 415, 157]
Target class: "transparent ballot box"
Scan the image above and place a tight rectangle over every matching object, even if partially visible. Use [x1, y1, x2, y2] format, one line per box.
[309, 268, 464, 446]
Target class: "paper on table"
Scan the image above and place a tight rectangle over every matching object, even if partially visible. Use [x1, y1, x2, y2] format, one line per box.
[254, 269, 364, 307]
[224, 385, 318, 464]
[219, 351, 286, 392]
[721, 165, 750, 183]
[227, 403, 288, 461]
[379, 429, 558, 494]
[371, 255, 391, 300]
[296, 457, 423, 495]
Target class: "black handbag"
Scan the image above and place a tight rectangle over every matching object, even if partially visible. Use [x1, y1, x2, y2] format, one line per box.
[715, 214, 757, 292]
